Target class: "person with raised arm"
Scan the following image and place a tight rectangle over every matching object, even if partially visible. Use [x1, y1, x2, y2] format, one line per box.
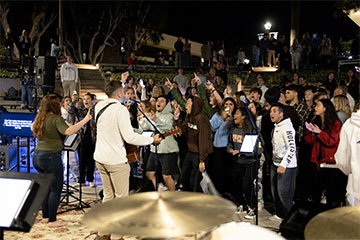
[31, 94, 93, 227]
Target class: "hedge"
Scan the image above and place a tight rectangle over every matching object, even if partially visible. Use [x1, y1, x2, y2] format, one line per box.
[110, 72, 239, 85]
[0, 69, 19, 79]
[110, 69, 348, 86]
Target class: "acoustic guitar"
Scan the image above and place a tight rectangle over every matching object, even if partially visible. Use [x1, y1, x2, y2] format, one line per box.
[125, 126, 182, 162]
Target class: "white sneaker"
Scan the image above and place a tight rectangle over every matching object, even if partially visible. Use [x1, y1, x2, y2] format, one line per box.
[89, 182, 96, 188]
[236, 205, 247, 213]
[157, 183, 168, 192]
[244, 208, 256, 220]
[268, 215, 283, 222]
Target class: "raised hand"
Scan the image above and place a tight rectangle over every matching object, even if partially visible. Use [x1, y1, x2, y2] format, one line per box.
[193, 72, 201, 85]
[312, 124, 321, 134]
[84, 109, 93, 121]
[305, 122, 321, 134]
[165, 77, 173, 89]
[121, 71, 129, 83]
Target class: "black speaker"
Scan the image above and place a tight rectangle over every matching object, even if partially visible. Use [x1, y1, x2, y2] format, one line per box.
[279, 201, 330, 239]
[35, 56, 57, 86]
[0, 171, 54, 232]
[21, 56, 36, 75]
[0, 145, 17, 171]
[0, 145, 35, 171]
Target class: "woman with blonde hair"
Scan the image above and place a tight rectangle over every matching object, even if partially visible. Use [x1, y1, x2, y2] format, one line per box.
[31, 94, 92, 227]
[332, 95, 352, 124]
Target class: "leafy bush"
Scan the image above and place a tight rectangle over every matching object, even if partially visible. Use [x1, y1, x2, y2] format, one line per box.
[0, 45, 5, 56]
[0, 69, 19, 79]
[259, 70, 348, 86]
[110, 72, 239, 85]
[110, 70, 348, 87]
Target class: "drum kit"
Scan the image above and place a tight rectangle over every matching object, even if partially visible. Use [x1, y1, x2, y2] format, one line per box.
[82, 191, 284, 239]
[82, 191, 359, 239]
[304, 206, 360, 240]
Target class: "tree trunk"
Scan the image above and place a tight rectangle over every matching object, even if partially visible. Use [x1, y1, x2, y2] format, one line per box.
[290, 0, 300, 46]
[0, 2, 19, 57]
[0, 2, 10, 32]
[29, 10, 56, 56]
[33, 39, 40, 56]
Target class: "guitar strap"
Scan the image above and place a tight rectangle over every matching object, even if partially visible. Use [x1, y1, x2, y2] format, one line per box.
[95, 102, 116, 124]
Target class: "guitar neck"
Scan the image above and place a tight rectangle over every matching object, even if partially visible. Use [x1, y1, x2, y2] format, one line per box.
[162, 132, 172, 138]
[160, 127, 182, 138]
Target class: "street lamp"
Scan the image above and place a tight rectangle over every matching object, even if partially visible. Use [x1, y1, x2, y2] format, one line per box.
[264, 22, 272, 31]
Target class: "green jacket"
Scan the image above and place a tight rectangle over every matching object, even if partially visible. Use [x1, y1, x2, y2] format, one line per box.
[171, 84, 211, 118]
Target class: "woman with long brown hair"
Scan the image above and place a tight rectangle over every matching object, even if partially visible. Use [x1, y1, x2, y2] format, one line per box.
[31, 94, 92, 227]
[304, 99, 346, 208]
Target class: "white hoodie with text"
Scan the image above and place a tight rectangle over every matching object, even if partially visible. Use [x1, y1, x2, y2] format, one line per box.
[272, 118, 297, 169]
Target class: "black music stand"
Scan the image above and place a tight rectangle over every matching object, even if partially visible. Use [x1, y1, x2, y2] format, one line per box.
[59, 134, 90, 213]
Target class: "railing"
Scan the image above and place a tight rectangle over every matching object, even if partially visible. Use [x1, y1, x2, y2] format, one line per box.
[338, 59, 360, 73]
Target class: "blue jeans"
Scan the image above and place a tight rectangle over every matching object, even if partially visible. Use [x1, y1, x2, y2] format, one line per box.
[33, 150, 63, 222]
[21, 84, 32, 106]
[270, 164, 296, 219]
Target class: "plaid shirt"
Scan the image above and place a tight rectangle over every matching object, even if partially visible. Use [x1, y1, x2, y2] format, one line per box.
[291, 101, 309, 141]
[68, 102, 97, 144]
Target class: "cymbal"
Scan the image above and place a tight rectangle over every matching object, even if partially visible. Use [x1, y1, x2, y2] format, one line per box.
[82, 191, 236, 238]
[305, 206, 360, 240]
[201, 222, 285, 240]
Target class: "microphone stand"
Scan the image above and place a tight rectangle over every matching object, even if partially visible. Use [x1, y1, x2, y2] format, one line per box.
[130, 101, 162, 190]
[243, 102, 262, 225]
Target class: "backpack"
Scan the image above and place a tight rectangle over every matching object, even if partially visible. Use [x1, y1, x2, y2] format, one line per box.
[5, 87, 18, 100]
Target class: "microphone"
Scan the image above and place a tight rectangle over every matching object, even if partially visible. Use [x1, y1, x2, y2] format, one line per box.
[239, 95, 251, 106]
[125, 98, 140, 104]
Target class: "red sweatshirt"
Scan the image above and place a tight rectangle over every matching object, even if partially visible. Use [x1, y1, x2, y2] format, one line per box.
[304, 119, 341, 170]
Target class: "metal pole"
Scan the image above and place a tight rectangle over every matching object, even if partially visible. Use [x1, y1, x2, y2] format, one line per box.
[17, 136, 20, 172]
[58, 0, 63, 48]
[66, 150, 70, 204]
[27, 137, 30, 173]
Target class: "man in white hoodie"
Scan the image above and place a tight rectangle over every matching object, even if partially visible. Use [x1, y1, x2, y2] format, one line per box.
[269, 103, 297, 222]
[60, 56, 78, 97]
[335, 102, 360, 206]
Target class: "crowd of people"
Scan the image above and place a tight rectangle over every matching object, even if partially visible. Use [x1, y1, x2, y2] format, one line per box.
[251, 32, 360, 71]
[30, 60, 360, 232]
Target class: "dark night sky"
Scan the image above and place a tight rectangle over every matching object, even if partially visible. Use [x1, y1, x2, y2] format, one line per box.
[166, 1, 359, 51]
[3, 1, 359, 56]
